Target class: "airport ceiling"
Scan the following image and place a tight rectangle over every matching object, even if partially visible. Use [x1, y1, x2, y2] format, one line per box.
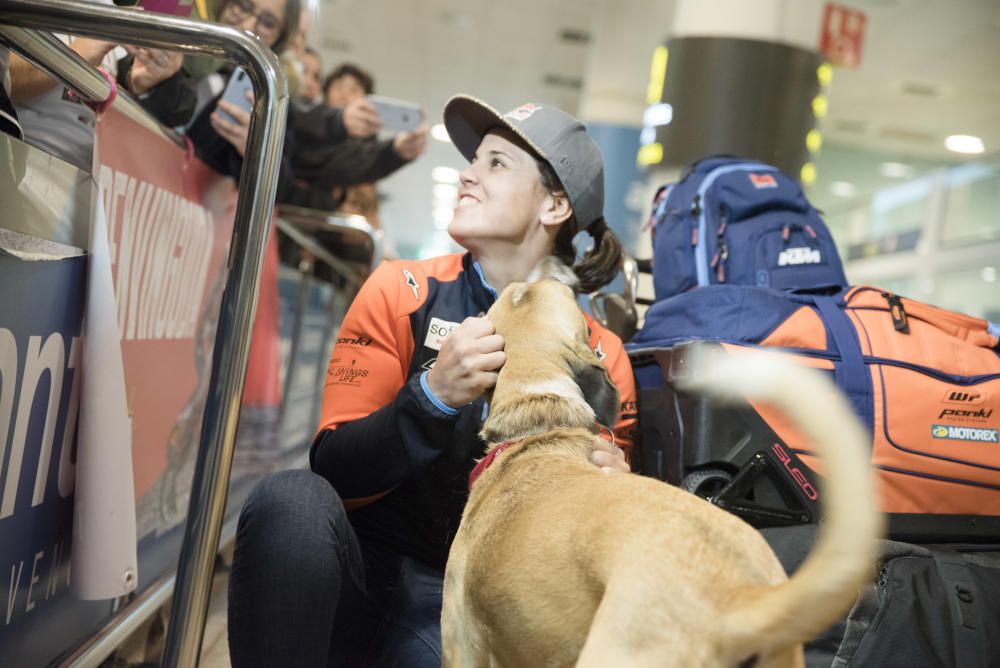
[310, 0, 1000, 253]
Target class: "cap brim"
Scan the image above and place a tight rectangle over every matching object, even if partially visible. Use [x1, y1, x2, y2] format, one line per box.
[443, 95, 548, 163]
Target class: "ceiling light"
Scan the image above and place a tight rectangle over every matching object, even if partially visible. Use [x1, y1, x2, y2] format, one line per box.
[879, 162, 914, 179]
[830, 181, 857, 197]
[432, 166, 460, 184]
[983, 267, 997, 283]
[642, 103, 673, 127]
[944, 134, 985, 154]
[806, 129, 823, 153]
[432, 206, 454, 229]
[432, 183, 458, 201]
[800, 162, 816, 186]
[431, 124, 451, 143]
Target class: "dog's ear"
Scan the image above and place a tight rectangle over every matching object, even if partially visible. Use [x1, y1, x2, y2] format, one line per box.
[526, 256, 579, 292]
[568, 349, 620, 428]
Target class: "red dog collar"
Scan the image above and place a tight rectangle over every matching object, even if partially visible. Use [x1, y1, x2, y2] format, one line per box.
[468, 441, 513, 490]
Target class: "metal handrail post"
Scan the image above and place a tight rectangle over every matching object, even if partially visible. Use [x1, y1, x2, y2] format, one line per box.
[0, 1, 289, 666]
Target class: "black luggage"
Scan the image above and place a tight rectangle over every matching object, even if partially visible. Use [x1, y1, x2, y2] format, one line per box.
[762, 524, 1000, 668]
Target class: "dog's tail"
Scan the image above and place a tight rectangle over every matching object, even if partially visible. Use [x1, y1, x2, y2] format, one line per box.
[681, 346, 884, 655]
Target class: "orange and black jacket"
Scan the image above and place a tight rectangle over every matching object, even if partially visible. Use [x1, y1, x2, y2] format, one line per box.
[312, 252, 637, 571]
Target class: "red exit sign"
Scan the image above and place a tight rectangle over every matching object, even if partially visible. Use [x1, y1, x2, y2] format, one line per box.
[820, 3, 868, 68]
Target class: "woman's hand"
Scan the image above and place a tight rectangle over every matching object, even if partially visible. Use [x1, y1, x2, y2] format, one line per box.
[342, 97, 381, 138]
[210, 89, 254, 157]
[590, 438, 629, 474]
[425, 316, 505, 409]
[127, 47, 183, 95]
[393, 124, 428, 161]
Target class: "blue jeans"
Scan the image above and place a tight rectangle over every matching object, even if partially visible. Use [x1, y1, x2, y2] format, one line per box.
[228, 470, 443, 667]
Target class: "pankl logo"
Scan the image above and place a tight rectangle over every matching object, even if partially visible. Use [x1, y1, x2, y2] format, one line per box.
[943, 390, 986, 405]
[749, 173, 778, 189]
[939, 407, 993, 420]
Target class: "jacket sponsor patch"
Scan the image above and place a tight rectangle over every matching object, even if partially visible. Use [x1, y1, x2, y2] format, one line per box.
[930, 424, 999, 443]
[327, 359, 369, 386]
[424, 317, 460, 351]
[403, 269, 420, 300]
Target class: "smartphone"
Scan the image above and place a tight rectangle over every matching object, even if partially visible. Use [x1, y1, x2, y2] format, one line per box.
[368, 95, 422, 133]
[216, 67, 254, 125]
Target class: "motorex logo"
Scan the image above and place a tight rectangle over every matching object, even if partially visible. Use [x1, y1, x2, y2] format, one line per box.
[931, 424, 999, 443]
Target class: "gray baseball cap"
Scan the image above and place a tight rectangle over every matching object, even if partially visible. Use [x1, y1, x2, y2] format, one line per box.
[443, 95, 605, 230]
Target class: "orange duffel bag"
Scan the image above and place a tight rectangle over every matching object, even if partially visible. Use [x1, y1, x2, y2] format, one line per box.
[628, 284, 1000, 520]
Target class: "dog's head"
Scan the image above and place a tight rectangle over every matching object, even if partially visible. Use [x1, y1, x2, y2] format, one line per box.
[481, 257, 619, 444]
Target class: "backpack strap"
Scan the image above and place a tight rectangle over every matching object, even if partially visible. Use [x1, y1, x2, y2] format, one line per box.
[811, 295, 874, 436]
[927, 546, 987, 668]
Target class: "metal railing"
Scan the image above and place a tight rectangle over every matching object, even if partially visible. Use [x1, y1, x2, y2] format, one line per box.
[0, 1, 288, 665]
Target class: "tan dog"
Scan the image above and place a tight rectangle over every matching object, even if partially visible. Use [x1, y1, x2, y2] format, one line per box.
[441, 258, 883, 667]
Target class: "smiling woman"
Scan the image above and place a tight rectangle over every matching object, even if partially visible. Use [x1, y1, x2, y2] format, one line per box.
[225, 96, 639, 666]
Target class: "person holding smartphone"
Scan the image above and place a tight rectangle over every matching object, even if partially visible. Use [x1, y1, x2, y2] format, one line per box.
[284, 62, 429, 213]
[227, 96, 637, 667]
[9, 0, 193, 169]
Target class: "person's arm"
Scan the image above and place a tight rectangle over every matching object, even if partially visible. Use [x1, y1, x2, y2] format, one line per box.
[310, 261, 462, 502]
[9, 38, 115, 105]
[585, 322, 637, 472]
[117, 51, 196, 128]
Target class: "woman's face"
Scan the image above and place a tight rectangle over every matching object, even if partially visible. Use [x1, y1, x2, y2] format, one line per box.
[220, 0, 288, 49]
[449, 130, 552, 250]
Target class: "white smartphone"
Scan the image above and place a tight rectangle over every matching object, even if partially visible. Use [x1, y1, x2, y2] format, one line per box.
[368, 95, 422, 132]
[216, 67, 254, 124]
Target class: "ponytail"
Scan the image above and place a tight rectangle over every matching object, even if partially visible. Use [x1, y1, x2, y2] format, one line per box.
[553, 217, 624, 294]
[534, 154, 624, 293]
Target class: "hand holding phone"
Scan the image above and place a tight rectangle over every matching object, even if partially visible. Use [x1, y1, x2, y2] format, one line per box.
[368, 95, 423, 133]
[216, 67, 254, 125]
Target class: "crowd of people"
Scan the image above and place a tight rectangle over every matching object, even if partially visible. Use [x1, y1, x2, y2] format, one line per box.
[2, 0, 428, 221]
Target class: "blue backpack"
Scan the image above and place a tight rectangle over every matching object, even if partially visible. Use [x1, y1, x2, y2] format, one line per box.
[649, 156, 847, 301]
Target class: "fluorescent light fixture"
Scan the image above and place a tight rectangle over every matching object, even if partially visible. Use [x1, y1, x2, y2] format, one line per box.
[432, 205, 454, 229]
[830, 181, 857, 198]
[431, 124, 451, 142]
[432, 166, 460, 183]
[642, 103, 673, 128]
[639, 126, 656, 146]
[983, 267, 997, 283]
[945, 134, 985, 154]
[879, 162, 915, 179]
[433, 183, 458, 201]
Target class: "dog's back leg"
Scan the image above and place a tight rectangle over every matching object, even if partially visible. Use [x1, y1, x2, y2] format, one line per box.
[574, 580, 715, 668]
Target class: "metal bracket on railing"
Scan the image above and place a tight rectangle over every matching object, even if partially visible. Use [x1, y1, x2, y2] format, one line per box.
[0, 1, 288, 666]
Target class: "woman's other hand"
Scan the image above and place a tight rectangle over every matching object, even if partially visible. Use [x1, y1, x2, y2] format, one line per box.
[590, 438, 629, 474]
[210, 89, 254, 157]
[425, 316, 505, 409]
